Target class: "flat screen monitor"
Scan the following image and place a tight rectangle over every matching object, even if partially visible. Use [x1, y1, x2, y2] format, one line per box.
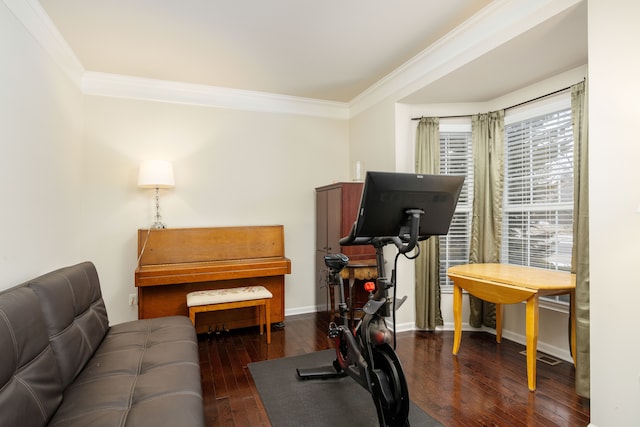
[353, 171, 464, 239]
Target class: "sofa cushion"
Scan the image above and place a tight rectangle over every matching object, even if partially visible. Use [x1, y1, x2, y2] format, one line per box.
[0, 286, 63, 427]
[48, 316, 204, 427]
[28, 262, 109, 389]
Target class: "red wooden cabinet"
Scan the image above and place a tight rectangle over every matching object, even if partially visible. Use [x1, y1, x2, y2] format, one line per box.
[315, 182, 376, 312]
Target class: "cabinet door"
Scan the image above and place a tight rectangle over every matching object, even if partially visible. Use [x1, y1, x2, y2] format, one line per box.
[315, 182, 375, 314]
[339, 183, 362, 239]
[326, 187, 342, 253]
[339, 183, 375, 259]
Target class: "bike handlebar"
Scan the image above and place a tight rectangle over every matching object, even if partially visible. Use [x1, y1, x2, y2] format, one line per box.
[339, 209, 426, 254]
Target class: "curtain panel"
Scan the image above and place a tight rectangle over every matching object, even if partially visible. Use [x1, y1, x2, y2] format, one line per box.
[468, 111, 505, 328]
[571, 80, 590, 398]
[414, 117, 443, 329]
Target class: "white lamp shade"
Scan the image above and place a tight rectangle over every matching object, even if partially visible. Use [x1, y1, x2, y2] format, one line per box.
[138, 160, 175, 188]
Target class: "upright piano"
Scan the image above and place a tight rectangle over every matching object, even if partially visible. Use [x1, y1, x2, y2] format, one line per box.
[134, 225, 291, 334]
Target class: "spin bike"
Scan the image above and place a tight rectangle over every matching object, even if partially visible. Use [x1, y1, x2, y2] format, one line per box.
[297, 209, 426, 427]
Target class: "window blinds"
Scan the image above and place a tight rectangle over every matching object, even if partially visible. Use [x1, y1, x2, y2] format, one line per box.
[439, 131, 474, 287]
[503, 108, 573, 272]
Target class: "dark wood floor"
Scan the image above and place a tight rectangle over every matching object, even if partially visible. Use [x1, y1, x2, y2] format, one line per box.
[198, 312, 590, 426]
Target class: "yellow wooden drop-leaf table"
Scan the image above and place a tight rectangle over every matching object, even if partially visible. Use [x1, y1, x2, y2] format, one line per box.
[448, 263, 576, 391]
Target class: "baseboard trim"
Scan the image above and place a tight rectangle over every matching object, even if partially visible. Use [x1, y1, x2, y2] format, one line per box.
[285, 305, 318, 317]
[287, 309, 573, 363]
[437, 321, 573, 363]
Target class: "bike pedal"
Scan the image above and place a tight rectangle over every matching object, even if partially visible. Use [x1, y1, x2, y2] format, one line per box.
[328, 322, 340, 338]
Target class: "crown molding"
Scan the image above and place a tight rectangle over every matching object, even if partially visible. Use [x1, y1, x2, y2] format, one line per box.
[348, 0, 584, 117]
[5, 0, 348, 119]
[5, 0, 582, 120]
[3, 0, 84, 86]
[82, 72, 350, 119]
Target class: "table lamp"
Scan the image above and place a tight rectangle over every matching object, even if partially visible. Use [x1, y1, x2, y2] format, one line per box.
[138, 160, 175, 229]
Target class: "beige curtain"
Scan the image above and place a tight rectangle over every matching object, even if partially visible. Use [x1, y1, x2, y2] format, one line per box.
[414, 117, 443, 329]
[571, 80, 590, 398]
[468, 111, 505, 328]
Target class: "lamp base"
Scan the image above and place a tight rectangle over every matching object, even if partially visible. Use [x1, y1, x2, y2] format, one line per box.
[150, 187, 167, 229]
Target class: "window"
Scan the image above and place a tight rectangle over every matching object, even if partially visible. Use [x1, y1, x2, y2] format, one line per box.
[502, 97, 573, 303]
[439, 124, 473, 288]
[433, 96, 574, 301]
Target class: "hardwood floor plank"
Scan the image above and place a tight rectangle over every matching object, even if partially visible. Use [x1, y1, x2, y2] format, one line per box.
[198, 312, 590, 426]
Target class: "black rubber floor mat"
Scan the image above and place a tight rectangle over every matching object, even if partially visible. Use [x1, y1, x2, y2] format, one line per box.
[248, 349, 442, 427]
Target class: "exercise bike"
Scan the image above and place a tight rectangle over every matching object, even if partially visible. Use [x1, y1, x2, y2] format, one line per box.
[297, 171, 464, 427]
[298, 208, 427, 427]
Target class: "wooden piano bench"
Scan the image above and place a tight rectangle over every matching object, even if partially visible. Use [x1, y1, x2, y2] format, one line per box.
[186, 286, 273, 344]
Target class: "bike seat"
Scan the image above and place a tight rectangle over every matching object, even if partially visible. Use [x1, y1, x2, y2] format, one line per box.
[324, 253, 349, 273]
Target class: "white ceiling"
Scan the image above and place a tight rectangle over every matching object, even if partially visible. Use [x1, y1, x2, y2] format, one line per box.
[37, 0, 587, 105]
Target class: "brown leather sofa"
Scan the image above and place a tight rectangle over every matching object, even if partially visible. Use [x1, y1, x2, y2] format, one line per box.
[0, 262, 205, 427]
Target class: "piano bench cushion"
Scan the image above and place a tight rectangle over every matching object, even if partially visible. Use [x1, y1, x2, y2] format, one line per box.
[186, 286, 273, 307]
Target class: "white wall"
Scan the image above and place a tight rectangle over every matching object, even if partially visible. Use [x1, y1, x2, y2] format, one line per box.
[589, 0, 640, 425]
[0, 3, 84, 287]
[349, 99, 397, 174]
[81, 95, 350, 324]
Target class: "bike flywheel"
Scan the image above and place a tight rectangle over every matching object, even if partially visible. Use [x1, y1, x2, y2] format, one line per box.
[371, 344, 410, 427]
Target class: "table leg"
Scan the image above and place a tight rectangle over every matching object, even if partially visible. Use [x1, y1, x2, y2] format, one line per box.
[495, 303, 503, 343]
[453, 283, 463, 355]
[258, 304, 264, 335]
[265, 299, 271, 344]
[525, 295, 540, 391]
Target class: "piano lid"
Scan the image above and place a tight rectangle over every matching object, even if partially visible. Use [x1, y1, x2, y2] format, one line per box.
[137, 225, 286, 266]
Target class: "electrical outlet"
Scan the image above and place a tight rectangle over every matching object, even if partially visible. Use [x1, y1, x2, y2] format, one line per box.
[128, 293, 138, 306]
